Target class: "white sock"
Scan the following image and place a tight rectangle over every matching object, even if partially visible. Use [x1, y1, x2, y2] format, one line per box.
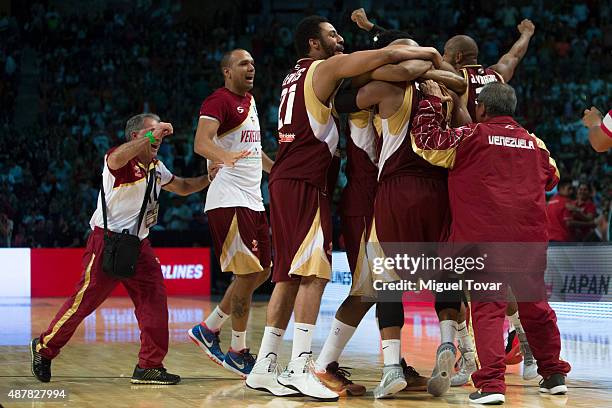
[231, 330, 247, 351]
[457, 320, 475, 351]
[381, 339, 401, 366]
[256, 326, 285, 363]
[292, 322, 315, 360]
[203, 305, 230, 332]
[508, 312, 524, 333]
[440, 320, 458, 344]
[315, 319, 357, 371]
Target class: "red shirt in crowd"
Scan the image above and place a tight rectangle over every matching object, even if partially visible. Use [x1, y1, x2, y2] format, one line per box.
[546, 194, 572, 241]
[570, 199, 597, 241]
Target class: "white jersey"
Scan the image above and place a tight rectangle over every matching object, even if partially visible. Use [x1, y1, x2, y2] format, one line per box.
[199, 87, 264, 212]
[90, 151, 174, 240]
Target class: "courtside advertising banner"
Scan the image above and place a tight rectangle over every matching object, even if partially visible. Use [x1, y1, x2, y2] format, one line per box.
[0, 248, 211, 297]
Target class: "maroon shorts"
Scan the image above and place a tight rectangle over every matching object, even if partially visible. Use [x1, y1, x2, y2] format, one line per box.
[372, 175, 451, 243]
[38, 227, 168, 368]
[269, 179, 332, 282]
[341, 214, 373, 296]
[207, 207, 271, 274]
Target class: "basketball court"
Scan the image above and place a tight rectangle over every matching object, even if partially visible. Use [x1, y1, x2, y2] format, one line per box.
[3, 281, 611, 407]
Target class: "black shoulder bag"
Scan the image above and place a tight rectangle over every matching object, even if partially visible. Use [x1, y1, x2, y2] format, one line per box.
[101, 168, 155, 279]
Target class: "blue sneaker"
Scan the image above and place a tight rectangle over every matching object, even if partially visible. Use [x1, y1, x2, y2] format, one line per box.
[188, 324, 224, 365]
[222, 348, 256, 378]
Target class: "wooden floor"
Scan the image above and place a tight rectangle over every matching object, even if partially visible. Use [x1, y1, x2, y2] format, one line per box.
[1, 297, 610, 407]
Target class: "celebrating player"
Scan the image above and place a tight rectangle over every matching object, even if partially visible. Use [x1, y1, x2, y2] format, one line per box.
[245, 15, 443, 401]
[189, 49, 273, 377]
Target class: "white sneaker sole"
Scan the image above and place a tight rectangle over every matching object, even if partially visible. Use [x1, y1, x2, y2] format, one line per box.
[428, 349, 455, 397]
[187, 328, 223, 366]
[539, 385, 567, 395]
[374, 378, 408, 399]
[245, 376, 302, 397]
[277, 378, 339, 401]
[469, 393, 505, 404]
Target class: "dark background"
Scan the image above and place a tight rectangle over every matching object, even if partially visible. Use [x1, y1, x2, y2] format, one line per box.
[0, 0, 610, 293]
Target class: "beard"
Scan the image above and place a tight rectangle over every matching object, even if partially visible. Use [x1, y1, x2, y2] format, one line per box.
[321, 39, 341, 58]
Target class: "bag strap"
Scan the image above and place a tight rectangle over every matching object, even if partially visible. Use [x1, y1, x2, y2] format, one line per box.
[100, 166, 156, 236]
[136, 168, 156, 233]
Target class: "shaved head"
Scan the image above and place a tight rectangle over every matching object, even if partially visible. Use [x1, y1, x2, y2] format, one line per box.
[443, 35, 479, 68]
[390, 38, 419, 47]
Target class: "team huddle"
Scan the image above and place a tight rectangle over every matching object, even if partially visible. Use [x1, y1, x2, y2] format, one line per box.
[30, 10, 576, 406]
[187, 11, 570, 405]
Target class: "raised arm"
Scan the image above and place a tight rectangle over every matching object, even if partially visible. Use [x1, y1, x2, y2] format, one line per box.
[193, 117, 249, 166]
[410, 80, 477, 168]
[489, 19, 535, 83]
[107, 123, 171, 170]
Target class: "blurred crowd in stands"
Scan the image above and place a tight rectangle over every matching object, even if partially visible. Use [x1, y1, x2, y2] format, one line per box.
[0, 0, 610, 248]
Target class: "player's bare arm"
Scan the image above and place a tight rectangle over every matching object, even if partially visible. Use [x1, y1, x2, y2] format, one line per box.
[489, 19, 535, 82]
[420, 68, 467, 94]
[194, 117, 250, 166]
[448, 88, 472, 126]
[262, 151, 274, 173]
[351, 59, 433, 88]
[107, 122, 172, 170]
[583, 107, 612, 152]
[162, 175, 210, 196]
[355, 80, 405, 118]
[313, 45, 442, 104]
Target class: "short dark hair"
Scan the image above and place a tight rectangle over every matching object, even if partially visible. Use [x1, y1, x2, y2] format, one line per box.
[374, 30, 414, 49]
[294, 15, 328, 58]
[220, 48, 247, 74]
[477, 82, 517, 117]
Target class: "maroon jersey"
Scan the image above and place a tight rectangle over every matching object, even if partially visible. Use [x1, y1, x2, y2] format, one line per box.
[340, 110, 379, 217]
[460, 65, 504, 120]
[378, 83, 447, 182]
[269, 59, 339, 192]
[411, 96, 560, 242]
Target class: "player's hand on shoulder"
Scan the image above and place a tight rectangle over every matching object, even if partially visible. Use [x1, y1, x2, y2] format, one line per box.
[351, 8, 374, 31]
[518, 19, 535, 36]
[582, 107, 603, 128]
[420, 80, 445, 100]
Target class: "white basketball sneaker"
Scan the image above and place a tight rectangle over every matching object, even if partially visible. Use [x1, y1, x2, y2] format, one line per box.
[277, 353, 339, 401]
[451, 348, 477, 387]
[373, 364, 407, 399]
[246, 355, 301, 397]
[428, 342, 456, 397]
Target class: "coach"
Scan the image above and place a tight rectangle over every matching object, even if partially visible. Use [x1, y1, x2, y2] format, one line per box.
[410, 81, 571, 405]
[31, 113, 210, 385]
